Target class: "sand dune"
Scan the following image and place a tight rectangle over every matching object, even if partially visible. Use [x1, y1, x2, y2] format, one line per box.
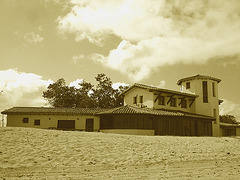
[1, 127, 240, 179]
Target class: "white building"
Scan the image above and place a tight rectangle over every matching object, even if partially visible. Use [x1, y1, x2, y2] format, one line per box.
[2, 74, 239, 136]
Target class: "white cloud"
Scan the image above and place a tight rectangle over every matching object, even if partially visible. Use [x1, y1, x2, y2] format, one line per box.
[69, 79, 83, 89]
[38, 26, 43, 31]
[72, 54, 85, 64]
[112, 82, 129, 90]
[156, 80, 166, 89]
[219, 99, 240, 122]
[24, 32, 44, 44]
[0, 69, 53, 113]
[58, 0, 240, 81]
[73, 54, 105, 65]
[90, 53, 105, 63]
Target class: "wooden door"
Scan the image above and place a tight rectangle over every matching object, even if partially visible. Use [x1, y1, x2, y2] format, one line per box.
[86, 118, 94, 132]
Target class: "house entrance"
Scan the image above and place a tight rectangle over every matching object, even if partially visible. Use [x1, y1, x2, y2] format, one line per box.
[57, 120, 75, 129]
[86, 118, 94, 132]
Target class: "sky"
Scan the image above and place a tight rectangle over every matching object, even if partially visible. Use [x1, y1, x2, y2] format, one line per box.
[0, 0, 240, 123]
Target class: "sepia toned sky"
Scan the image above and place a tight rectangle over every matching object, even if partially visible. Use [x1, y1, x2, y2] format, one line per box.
[0, 0, 240, 120]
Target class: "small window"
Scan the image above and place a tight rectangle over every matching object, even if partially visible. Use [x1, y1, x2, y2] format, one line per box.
[212, 82, 216, 97]
[158, 96, 165, 105]
[34, 119, 40, 126]
[181, 99, 187, 108]
[139, 96, 143, 103]
[133, 96, 137, 104]
[186, 82, 190, 89]
[22, 118, 29, 123]
[170, 98, 176, 107]
[213, 109, 217, 118]
[202, 81, 208, 103]
[213, 109, 217, 124]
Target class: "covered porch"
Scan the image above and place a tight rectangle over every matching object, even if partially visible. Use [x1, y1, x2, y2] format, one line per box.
[98, 105, 214, 136]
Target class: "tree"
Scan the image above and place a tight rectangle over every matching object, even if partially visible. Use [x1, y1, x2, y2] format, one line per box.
[219, 115, 238, 124]
[43, 74, 129, 108]
[114, 85, 129, 107]
[43, 78, 76, 107]
[77, 80, 95, 108]
[92, 74, 119, 108]
[43, 78, 94, 108]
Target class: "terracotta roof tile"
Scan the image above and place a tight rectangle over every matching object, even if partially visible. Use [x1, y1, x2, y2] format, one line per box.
[98, 105, 215, 119]
[119, 83, 197, 97]
[2, 106, 215, 120]
[177, 74, 221, 85]
[1, 107, 105, 115]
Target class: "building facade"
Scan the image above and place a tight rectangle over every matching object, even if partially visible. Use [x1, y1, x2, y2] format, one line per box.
[111, 75, 221, 136]
[2, 107, 103, 132]
[2, 74, 235, 137]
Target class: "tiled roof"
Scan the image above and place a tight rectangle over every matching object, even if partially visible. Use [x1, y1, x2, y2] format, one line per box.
[177, 74, 221, 85]
[220, 122, 240, 127]
[1, 107, 106, 115]
[2, 106, 215, 120]
[119, 83, 197, 98]
[97, 105, 215, 120]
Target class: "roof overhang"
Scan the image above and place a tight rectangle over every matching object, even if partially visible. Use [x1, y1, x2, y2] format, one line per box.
[220, 122, 240, 127]
[119, 83, 198, 98]
[98, 105, 215, 120]
[1, 107, 105, 116]
[177, 74, 221, 85]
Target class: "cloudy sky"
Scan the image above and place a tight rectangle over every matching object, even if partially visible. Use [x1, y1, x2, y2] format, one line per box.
[1, 0, 240, 121]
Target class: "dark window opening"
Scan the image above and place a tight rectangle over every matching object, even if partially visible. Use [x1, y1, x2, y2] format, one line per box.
[170, 98, 176, 107]
[181, 99, 187, 108]
[212, 82, 216, 97]
[202, 81, 208, 103]
[57, 120, 75, 129]
[213, 109, 217, 118]
[139, 96, 143, 103]
[133, 96, 137, 104]
[186, 82, 190, 89]
[158, 96, 165, 105]
[22, 118, 29, 123]
[34, 119, 40, 125]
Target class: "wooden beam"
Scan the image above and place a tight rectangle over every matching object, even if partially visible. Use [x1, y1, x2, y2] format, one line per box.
[178, 97, 186, 106]
[154, 93, 162, 103]
[167, 95, 174, 105]
[189, 98, 195, 107]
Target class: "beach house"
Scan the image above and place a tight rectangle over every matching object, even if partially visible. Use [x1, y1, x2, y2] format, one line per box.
[2, 74, 238, 136]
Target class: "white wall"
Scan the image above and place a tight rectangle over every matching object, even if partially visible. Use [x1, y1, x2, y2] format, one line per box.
[236, 127, 240, 136]
[180, 79, 220, 136]
[6, 114, 100, 131]
[124, 88, 154, 108]
[153, 93, 196, 113]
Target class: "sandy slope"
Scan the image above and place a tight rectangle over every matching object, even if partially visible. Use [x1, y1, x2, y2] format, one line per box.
[1, 127, 240, 179]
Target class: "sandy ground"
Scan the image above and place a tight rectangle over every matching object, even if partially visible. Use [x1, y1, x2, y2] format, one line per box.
[1, 127, 240, 180]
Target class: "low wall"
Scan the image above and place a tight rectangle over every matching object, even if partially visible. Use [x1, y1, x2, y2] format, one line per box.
[236, 128, 240, 136]
[100, 129, 155, 136]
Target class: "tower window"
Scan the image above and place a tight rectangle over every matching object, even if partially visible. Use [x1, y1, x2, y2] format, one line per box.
[186, 82, 190, 89]
[213, 109, 217, 124]
[202, 81, 208, 103]
[139, 96, 143, 103]
[213, 109, 217, 118]
[212, 82, 216, 97]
